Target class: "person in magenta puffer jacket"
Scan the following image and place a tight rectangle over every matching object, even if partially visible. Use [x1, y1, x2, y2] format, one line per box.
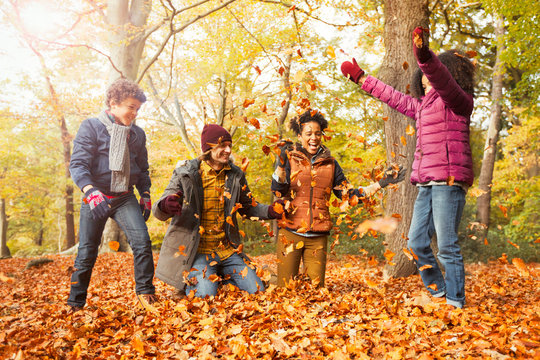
[341, 27, 475, 309]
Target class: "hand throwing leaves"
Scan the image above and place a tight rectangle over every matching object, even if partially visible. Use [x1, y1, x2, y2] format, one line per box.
[378, 165, 406, 188]
[412, 26, 431, 63]
[340, 58, 365, 84]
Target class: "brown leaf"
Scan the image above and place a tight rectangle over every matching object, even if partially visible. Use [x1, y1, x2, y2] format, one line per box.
[249, 118, 260, 129]
[402, 61, 409, 70]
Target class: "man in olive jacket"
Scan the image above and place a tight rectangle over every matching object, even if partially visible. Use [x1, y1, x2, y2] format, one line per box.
[153, 124, 281, 298]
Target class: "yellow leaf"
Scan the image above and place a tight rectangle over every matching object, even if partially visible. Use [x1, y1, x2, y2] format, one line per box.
[326, 45, 335, 58]
[406, 124, 415, 136]
[296, 241, 304, 249]
[400, 136, 407, 146]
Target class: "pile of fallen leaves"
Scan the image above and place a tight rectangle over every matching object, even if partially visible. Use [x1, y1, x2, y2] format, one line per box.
[1, 253, 538, 359]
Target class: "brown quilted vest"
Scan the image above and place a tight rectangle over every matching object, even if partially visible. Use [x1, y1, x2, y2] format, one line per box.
[285, 145, 335, 232]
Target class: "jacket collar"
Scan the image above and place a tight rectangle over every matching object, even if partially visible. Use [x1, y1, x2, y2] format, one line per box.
[292, 143, 333, 163]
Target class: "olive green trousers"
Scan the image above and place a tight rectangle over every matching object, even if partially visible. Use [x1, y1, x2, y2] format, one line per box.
[276, 229, 328, 287]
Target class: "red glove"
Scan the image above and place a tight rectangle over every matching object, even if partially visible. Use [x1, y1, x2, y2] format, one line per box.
[412, 27, 431, 63]
[139, 193, 151, 221]
[340, 58, 365, 84]
[268, 199, 286, 219]
[159, 190, 183, 216]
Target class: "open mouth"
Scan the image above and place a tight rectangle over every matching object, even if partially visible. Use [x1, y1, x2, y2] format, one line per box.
[307, 141, 319, 152]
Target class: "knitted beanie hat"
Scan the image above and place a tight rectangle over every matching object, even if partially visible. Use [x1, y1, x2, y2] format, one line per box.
[201, 124, 232, 152]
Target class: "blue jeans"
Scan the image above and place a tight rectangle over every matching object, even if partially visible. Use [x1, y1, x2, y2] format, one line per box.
[407, 185, 466, 308]
[186, 252, 265, 298]
[67, 192, 155, 307]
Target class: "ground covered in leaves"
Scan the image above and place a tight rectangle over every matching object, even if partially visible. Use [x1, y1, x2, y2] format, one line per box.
[0, 253, 539, 359]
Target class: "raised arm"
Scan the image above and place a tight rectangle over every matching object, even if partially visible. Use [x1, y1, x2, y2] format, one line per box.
[413, 27, 474, 116]
[341, 59, 421, 120]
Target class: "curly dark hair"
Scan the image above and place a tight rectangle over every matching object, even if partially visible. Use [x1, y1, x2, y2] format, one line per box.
[411, 50, 475, 98]
[289, 110, 328, 135]
[105, 78, 147, 108]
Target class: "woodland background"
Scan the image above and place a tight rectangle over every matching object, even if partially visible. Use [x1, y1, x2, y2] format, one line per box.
[0, 0, 538, 268]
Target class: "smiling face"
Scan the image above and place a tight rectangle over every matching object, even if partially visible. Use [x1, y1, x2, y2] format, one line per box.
[209, 140, 232, 169]
[298, 121, 322, 155]
[109, 97, 142, 126]
[422, 75, 433, 94]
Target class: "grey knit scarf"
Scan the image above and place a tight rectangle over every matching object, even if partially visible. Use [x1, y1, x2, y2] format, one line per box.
[98, 111, 131, 193]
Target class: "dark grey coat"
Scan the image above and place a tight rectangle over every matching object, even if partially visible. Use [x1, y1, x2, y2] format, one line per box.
[153, 158, 270, 290]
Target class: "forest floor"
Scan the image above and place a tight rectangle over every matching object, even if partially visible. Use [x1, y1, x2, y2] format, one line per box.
[0, 253, 539, 359]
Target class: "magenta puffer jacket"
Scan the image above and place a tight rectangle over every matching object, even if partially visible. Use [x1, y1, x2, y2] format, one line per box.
[361, 51, 474, 186]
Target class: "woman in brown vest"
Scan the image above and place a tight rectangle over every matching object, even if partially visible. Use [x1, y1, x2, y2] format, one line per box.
[271, 110, 405, 287]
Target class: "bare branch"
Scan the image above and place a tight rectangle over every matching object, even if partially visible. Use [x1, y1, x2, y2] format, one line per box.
[137, 0, 238, 83]
[256, 0, 359, 27]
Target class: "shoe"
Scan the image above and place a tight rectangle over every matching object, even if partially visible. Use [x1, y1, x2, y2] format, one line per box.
[137, 294, 159, 314]
[68, 305, 83, 314]
[137, 293, 158, 304]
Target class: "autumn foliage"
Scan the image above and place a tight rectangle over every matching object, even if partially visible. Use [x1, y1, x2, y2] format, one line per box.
[1, 253, 539, 359]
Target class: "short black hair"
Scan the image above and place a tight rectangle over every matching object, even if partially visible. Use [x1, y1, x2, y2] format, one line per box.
[411, 50, 475, 98]
[289, 110, 328, 135]
[105, 78, 147, 108]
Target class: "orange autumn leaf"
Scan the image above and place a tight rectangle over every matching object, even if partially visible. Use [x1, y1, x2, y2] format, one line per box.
[208, 274, 221, 283]
[405, 124, 415, 136]
[498, 205, 508, 218]
[419, 264, 433, 271]
[199, 226, 205, 235]
[272, 202, 284, 215]
[131, 336, 145, 355]
[253, 65, 262, 75]
[241, 158, 250, 172]
[511, 258, 529, 277]
[402, 248, 414, 261]
[402, 61, 409, 70]
[400, 136, 407, 146]
[108, 241, 120, 252]
[243, 98, 255, 108]
[427, 283, 438, 291]
[383, 249, 395, 263]
[465, 50, 477, 58]
[446, 176, 455, 186]
[174, 245, 187, 257]
[296, 241, 304, 249]
[262, 145, 271, 155]
[239, 230, 246, 237]
[230, 202, 243, 215]
[240, 267, 249, 279]
[353, 157, 363, 164]
[223, 191, 232, 199]
[507, 240, 519, 249]
[226, 216, 235, 227]
[249, 118, 260, 129]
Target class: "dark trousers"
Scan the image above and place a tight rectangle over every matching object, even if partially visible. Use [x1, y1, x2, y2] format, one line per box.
[67, 192, 155, 307]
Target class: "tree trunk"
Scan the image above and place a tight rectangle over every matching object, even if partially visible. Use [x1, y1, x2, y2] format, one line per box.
[379, 0, 429, 277]
[101, 0, 153, 250]
[0, 198, 11, 259]
[107, 0, 152, 82]
[476, 15, 505, 234]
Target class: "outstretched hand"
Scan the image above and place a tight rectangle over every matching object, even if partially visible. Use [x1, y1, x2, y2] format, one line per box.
[378, 165, 406, 188]
[340, 58, 365, 84]
[412, 26, 431, 63]
[268, 199, 287, 219]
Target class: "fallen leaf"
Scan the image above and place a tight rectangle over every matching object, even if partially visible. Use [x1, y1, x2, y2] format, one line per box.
[108, 241, 120, 252]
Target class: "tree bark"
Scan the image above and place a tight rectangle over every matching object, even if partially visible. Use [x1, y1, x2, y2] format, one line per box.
[379, 0, 429, 277]
[107, 0, 152, 82]
[0, 198, 11, 259]
[476, 15, 505, 233]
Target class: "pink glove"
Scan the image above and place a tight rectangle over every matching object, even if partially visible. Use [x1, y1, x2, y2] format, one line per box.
[413, 27, 431, 63]
[340, 58, 365, 84]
